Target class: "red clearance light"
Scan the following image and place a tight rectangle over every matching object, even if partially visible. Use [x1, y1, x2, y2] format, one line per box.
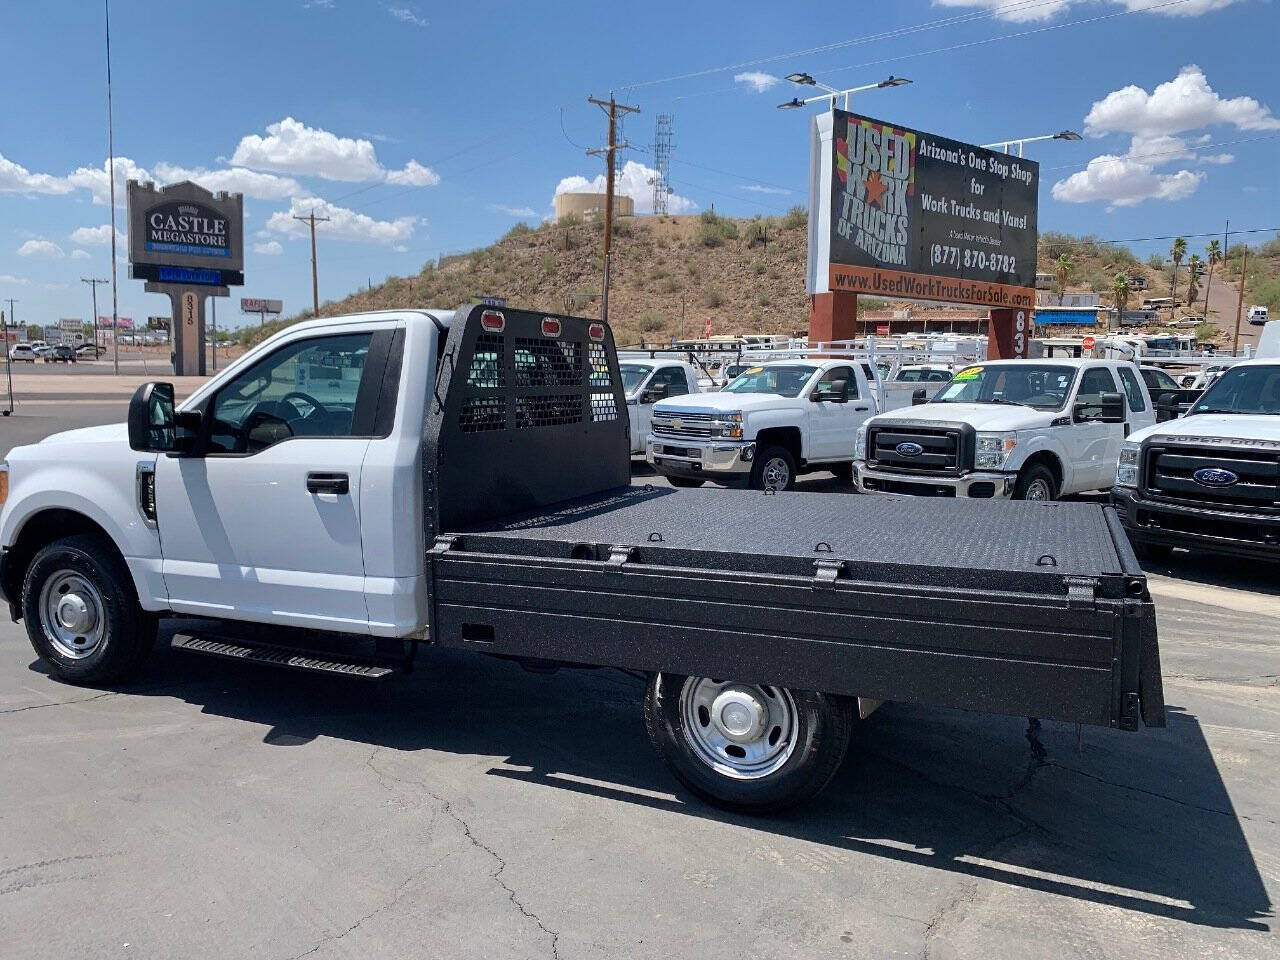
[588, 323, 606, 342]
[480, 310, 505, 333]
[541, 317, 562, 337]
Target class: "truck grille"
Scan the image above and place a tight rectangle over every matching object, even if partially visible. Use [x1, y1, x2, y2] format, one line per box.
[1143, 444, 1280, 513]
[652, 411, 716, 441]
[868, 424, 970, 476]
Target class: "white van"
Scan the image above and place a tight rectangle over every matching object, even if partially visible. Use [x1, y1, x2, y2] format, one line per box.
[1248, 305, 1270, 326]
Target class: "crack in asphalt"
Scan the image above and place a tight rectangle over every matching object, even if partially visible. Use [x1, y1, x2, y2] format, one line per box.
[0, 691, 118, 714]
[359, 747, 561, 960]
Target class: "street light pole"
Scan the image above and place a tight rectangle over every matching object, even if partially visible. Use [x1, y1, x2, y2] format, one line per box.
[2, 298, 16, 416]
[82, 278, 108, 357]
[777, 74, 911, 111]
[980, 131, 1082, 157]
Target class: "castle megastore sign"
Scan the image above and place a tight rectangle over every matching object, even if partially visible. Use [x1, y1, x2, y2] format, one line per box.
[144, 202, 232, 259]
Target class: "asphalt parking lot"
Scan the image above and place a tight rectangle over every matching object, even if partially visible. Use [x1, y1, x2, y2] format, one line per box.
[1, 400, 1277, 959]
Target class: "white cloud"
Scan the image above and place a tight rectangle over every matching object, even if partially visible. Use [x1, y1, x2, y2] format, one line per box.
[70, 249, 91, 261]
[385, 159, 440, 187]
[1198, 152, 1235, 165]
[387, 6, 428, 27]
[63, 156, 150, 206]
[304, 0, 335, 7]
[69, 224, 123, 246]
[489, 203, 537, 217]
[0, 152, 75, 196]
[0, 274, 29, 285]
[153, 162, 301, 199]
[265, 196, 418, 245]
[232, 117, 384, 181]
[742, 184, 792, 195]
[1051, 154, 1204, 208]
[393, 244, 409, 253]
[554, 160, 695, 215]
[367, 132, 399, 143]
[932, 0, 1240, 23]
[1126, 134, 1194, 163]
[18, 239, 65, 259]
[1084, 65, 1280, 137]
[253, 240, 284, 255]
[734, 72, 780, 93]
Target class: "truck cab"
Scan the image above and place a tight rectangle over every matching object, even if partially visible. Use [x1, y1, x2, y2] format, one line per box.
[646, 358, 878, 490]
[854, 359, 1155, 501]
[616, 356, 702, 456]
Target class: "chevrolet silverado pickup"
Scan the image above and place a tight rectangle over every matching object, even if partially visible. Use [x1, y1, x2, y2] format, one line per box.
[0, 306, 1165, 812]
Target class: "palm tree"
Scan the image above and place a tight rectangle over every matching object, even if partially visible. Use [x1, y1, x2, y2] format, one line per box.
[1187, 254, 1202, 305]
[1053, 254, 1074, 306]
[1111, 273, 1131, 332]
[1170, 236, 1187, 301]
[1203, 239, 1223, 316]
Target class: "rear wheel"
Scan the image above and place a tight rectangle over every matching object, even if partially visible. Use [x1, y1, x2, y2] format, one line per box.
[667, 476, 705, 488]
[750, 446, 796, 492]
[643, 673, 854, 813]
[1013, 464, 1057, 502]
[21, 534, 157, 685]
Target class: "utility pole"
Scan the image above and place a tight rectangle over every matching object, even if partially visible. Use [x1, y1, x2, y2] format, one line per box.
[1233, 246, 1248, 356]
[81, 278, 108, 356]
[2, 298, 16, 416]
[293, 211, 331, 318]
[587, 94, 640, 325]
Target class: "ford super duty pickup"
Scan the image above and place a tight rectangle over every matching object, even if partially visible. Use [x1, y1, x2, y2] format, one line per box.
[0, 306, 1165, 812]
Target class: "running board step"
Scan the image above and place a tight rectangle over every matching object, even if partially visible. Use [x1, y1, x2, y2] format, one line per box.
[171, 634, 395, 679]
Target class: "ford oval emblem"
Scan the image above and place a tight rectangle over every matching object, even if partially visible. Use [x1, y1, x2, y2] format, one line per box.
[896, 441, 924, 458]
[1193, 467, 1238, 487]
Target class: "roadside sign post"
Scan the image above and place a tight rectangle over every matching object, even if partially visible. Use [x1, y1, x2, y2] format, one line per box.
[241, 298, 283, 332]
[1, 308, 13, 417]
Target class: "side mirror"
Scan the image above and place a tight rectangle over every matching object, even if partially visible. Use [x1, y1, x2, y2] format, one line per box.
[912, 388, 928, 406]
[1099, 391, 1126, 423]
[642, 383, 669, 404]
[128, 382, 176, 452]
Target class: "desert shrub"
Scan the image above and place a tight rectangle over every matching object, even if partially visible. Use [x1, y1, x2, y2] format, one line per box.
[701, 289, 724, 308]
[539, 252, 556, 273]
[781, 206, 807, 230]
[502, 222, 533, 241]
[660, 277, 680, 294]
[743, 220, 768, 248]
[557, 213, 582, 227]
[752, 260, 766, 275]
[639, 312, 665, 333]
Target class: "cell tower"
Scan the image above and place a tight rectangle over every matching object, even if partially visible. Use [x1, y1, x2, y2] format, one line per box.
[652, 113, 674, 216]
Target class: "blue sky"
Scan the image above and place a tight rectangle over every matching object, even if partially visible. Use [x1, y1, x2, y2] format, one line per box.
[1, 0, 1277, 330]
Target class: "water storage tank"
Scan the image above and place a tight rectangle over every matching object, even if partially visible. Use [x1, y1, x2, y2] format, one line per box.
[554, 193, 635, 220]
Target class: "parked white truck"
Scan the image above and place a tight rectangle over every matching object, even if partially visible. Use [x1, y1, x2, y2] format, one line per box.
[0, 306, 1168, 812]
[616, 355, 703, 456]
[645, 359, 880, 490]
[853, 359, 1155, 501]
[1113, 358, 1280, 561]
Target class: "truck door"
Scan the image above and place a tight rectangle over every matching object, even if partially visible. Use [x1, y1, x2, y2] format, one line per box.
[806, 366, 863, 459]
[1071, 366, 1123, 490]
[154, 327, 391, 631]
[1117, 365, 1156, 438]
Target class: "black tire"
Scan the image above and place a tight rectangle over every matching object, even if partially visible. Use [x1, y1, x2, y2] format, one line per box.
[1013, 463, 1058, 502]
[1133, 541, 1174, 563]
[21, 534, 157, 686]
[643, 673, 854, 814]
[667, 476, 706, 488]
[830, 462, 854, 485]
[749, 446, 797, 492]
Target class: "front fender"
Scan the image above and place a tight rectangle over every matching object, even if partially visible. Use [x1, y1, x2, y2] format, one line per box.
[1008, 437, 1073, 489]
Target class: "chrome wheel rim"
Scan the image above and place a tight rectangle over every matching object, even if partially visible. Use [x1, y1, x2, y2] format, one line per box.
[760, 457, 790, 491]
[39, 570, 105, 660]
[1025, 477, 1052, 501]
[679, 677, 798, 780]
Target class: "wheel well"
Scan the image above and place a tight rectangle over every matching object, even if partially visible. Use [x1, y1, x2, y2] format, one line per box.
[754, 426, 803, 463]
[3, 510, 121, 617]
[1020, 452, 1064, 492]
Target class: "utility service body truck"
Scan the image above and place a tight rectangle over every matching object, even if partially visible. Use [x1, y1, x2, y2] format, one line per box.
[853, 359, 1155, 502]
[0, 307, 1165, 812]
[615, 354, 703, 456]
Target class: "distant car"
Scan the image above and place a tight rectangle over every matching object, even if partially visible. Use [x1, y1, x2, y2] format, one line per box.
[1169, 317, 1203, 329]
[1128, 277, 1148, 290]
[8, 342, 38, 362]
[75, 343, 105, 359]
[1139, 366, 1181, 393]
[44, 344, 77, 363]
[29, 340, 51, 357]
[1248, 305, 1270, 326]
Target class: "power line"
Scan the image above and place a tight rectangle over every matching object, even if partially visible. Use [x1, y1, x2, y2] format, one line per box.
[1047, 226, 1279, 248]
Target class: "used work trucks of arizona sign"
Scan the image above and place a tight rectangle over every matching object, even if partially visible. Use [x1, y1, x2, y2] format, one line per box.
[0, 307, 1165, 812]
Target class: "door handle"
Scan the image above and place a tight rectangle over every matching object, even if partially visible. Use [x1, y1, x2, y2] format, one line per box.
[306, 472, 350, 495]
[853, 405, 870, 411]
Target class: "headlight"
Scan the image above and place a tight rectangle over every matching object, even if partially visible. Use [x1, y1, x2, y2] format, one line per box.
[711, 412, 744, 439]
[975, 431, 1018, 470]
[854, 424, 868, 461]
[1115, 441, 1140, 488]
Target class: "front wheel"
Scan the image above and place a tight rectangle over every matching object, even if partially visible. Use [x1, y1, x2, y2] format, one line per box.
[22, 534, 157, 685]
[643, 673, 854, 813]
[1013, 464, 1057, 502]
[749, 446, 797, 492]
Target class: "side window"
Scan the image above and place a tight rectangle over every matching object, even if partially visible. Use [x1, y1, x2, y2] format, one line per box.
[1076, 367, 1118, 416]
[816, 366, 857, 399]
[1117, 367, 1147, 412]
[207, 332, 374, 454]
[652, 366, 690, 397]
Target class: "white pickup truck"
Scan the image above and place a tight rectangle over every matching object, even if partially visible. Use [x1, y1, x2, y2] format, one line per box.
[645, 359, 880, 490]
[617, 355, 703, 456]
[853, 359, 1155, 501]
[1113, 358, 1280, 562]
[0, 306, 1168, 811]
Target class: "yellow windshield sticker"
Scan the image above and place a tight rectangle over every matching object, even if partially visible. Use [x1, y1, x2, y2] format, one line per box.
[953, 366, 982, 381]
[745, 366, 764, 374]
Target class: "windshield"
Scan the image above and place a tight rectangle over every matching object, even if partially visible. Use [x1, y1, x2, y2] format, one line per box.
[722, 364, 817, 398]
[932, 364, 1077, 410]
[619, 363, 653, 394]
[1142, 368, 1179, 391]
[1189, 365, 1280, 415]
[895, 368, 952, 383]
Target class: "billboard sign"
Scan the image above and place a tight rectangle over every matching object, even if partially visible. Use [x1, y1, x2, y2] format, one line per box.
[99, 315, 134, 329]
[241, 298, 283, 314]
[808, 109, 1038, 309]
[127, 180, 244, 275]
